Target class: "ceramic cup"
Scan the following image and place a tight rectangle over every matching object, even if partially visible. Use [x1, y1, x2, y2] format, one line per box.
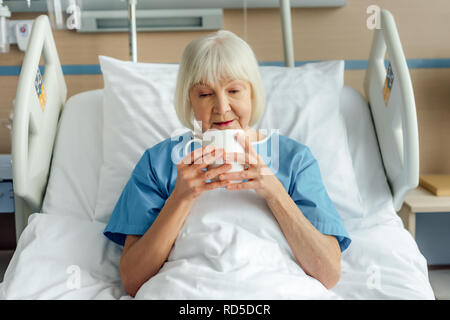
[184, 129, 245, 183]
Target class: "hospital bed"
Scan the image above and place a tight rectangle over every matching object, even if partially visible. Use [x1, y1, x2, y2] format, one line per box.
[0, 9, 435, 299]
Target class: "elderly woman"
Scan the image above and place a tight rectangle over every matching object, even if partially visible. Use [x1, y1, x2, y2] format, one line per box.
[104, 30, 351, 297]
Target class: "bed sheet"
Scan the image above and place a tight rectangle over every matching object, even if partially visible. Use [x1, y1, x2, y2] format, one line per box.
[0, 210, 433, 299]
[0, 214, 127, 299]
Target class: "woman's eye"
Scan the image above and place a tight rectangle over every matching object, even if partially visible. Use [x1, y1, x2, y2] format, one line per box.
[229, 90, 240, 94]
[199, 93, 211, 98]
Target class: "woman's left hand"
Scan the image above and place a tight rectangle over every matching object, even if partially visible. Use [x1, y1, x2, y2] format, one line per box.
[218, 131, 282, 201]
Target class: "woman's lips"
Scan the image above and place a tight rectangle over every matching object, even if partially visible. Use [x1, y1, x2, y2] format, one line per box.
[213, 120, 234, 127]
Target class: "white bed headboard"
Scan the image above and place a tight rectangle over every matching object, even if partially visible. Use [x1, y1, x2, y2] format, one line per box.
[12, 15, 67, 239]
[364, 10, 419, 211]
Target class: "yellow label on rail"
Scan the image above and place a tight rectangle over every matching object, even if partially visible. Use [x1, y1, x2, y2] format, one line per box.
[35, 67, 47, 111]
[38, 84, 46, 111]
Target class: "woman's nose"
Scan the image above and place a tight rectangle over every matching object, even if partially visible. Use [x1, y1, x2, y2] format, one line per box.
[213, 93, 231, 114]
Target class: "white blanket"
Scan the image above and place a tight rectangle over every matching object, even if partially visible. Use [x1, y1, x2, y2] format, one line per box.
[135, 188, 338, 299]
[0, 214, 127, 300]
[0, 189, 434, 300]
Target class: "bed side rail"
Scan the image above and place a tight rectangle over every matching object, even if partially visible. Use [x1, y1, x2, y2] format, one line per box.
[363, 9, 419, 211]
[12, 15, 67, 239]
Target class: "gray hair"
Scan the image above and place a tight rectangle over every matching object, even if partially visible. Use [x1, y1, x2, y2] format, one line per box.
[174, 30, 265, 131]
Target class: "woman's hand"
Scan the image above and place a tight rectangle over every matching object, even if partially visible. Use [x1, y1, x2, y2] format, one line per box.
[219, 132, 283, 201]
[172, 145, 232, 203]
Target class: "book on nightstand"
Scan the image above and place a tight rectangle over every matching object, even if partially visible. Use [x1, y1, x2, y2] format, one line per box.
[419, 175, 450, 196]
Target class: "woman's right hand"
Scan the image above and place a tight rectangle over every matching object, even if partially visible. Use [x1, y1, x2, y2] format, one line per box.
[172, 145, 232, 203]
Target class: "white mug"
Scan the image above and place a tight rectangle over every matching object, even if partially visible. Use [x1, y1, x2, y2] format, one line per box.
[184, 129, 245, 183]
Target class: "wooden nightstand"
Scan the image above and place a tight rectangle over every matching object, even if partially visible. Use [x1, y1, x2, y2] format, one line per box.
[398, 186, 450, 239]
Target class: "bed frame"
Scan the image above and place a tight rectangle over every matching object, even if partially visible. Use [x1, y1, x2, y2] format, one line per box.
[11, 9, 419, 240]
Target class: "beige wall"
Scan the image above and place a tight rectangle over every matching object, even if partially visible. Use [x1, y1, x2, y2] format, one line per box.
[1, 0, 449, 174]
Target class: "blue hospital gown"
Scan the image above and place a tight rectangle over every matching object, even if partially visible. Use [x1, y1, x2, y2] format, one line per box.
[104, 131, 351, 252]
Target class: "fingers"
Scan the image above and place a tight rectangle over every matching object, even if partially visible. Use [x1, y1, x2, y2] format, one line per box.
[196, 148, 226, 169]
[224, 180, 259, 191]
[202, 179, 231, 191]
[202, 163, 233, 181]
[178, 144, 219, 167]
[218, 169, 255, 182]
[192, 164, 232, 194]
[218, 165, 273, 182]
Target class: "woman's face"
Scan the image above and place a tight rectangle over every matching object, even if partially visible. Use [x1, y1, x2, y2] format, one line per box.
[189, 78, 253, 132]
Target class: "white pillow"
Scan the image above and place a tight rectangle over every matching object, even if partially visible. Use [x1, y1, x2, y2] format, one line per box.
[42, 90, 103, 221]
[95, 56, 186, 224]
[96, 56, 363, 228]
[339, 86, 403, 227]
[256, 63, 363, 228]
